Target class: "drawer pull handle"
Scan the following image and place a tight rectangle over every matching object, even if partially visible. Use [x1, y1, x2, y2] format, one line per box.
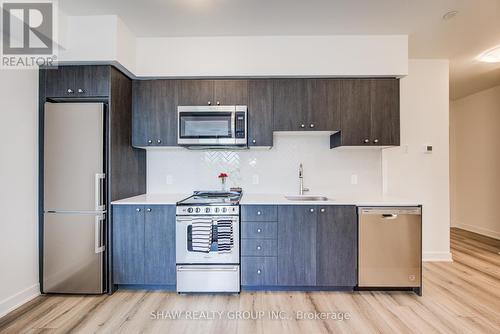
[136, 208, 141, 212]
[257, 269, 262, 275]
[310, 208, 314, 213]
[320, 208, 325, 213]
[257, 211, 262, 215]
[257, 228, 262, 233]
[257, 246, 261, 250]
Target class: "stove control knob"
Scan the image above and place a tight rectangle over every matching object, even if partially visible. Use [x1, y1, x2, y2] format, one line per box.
[195, 208, 201, 213]
[222, 207, 227, 213]
[187, 208, 193, 213]
[214, 207, 220, 213]
[205, 208, 211, 213]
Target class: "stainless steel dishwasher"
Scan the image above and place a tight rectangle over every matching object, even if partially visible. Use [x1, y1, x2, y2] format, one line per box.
[358, 207, 422, 295]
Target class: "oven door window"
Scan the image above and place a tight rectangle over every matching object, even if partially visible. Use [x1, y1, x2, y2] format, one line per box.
[179, 112, 233, 139]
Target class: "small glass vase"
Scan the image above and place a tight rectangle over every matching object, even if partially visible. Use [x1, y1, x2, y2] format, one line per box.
[220, 178, 227, 192]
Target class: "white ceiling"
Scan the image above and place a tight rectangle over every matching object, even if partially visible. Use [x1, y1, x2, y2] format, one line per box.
[59, 0, 500, 100]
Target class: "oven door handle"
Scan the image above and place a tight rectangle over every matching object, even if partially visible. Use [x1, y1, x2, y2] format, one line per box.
[177, 266, 239, 272]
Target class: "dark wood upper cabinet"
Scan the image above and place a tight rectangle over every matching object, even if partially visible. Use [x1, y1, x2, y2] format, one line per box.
[247, 80, 274, 146]
[331, 78, 399, 147]
[370, 79, 400, 146]
[214, 80, 248, 105]
[80, 66, 110, 97]
[273, 79, 341, 132]
[305, 79, 341, 131]
[177, 80, 214, 105]
[132, 80, 178, 147]
[178, 79, 249, 106]
[44, 66, 78, 98]
[333, 79, 372, 146]
[316, 206, 357, 286]
[44, 65, 110, 98]
[273, 79, 306, 131]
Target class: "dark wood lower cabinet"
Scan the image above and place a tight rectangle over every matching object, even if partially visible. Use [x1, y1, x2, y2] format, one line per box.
[112, 205, 176, 286]
[112, 206, 145, 284]
[277, 206, 317, 286]
[275, 205, 357, 288]
[316, 206, 357, 286]
[241, 257, 277, 286]
[144, 205, 176, 285]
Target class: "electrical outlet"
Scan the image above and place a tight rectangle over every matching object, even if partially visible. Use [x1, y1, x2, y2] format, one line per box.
[351, 174, 358, 185]
[252, 174, 259, 185]
[166, 175, 173, 185]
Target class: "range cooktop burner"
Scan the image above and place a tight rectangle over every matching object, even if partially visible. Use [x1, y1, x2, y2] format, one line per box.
[177, 190, 242, 206]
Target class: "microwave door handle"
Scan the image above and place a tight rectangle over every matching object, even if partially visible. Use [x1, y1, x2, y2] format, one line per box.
[231, 112, 236, 138]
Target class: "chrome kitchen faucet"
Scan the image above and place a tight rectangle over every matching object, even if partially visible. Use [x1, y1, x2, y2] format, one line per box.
[299, 163, 310, 195]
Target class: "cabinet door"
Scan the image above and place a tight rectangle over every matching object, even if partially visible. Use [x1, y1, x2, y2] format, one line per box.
[44, 66, 78, 97]
[273, 79, 306, 131]
[112, 206, 145, 284]
[132, 80, 178, 147]
[247, 80, 274, 146]
[277, 206, 317, 286]
[338, 79, 372, 146]
[177, 80, 214, 105]
[306, 79, 341, 131]
[79, 66, 110, 97]
[316, 206, 357, 286]
[370, 79, 400, 146]
[144, 205, 176, 285]
[214, 80, 248, 105]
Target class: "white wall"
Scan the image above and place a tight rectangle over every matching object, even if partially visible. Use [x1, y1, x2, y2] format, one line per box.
[0, 70, 40, 317]
[382, 59, 451, 261]
[450, 85, 500, 239]
[148, 133, 383, 197]
[135, 35, 407, 77]
[58, 16, 117, 63]
[58, 15, 137, 73]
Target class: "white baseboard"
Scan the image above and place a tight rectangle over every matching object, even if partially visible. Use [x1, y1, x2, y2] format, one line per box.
[423, 252, 453, 262]
[454, 224, 500, 240]
[0, 284, 40, 319]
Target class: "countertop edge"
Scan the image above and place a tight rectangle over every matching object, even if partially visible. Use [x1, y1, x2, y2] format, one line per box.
[111, 194, 421, 207]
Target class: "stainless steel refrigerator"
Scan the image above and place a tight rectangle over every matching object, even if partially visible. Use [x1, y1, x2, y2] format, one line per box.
[43, 102, 106, 294]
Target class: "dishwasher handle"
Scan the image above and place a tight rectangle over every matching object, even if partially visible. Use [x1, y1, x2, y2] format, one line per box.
[358, 207, 421, 215]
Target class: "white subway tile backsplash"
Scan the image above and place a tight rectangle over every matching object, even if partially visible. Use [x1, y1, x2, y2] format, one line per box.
[147, 133, 383, 197]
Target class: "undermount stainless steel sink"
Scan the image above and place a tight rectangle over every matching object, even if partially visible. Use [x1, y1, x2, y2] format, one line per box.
[285, 195, 329, 201]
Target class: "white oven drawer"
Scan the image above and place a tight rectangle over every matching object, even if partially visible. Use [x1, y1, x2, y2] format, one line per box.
[176, 265, 240, 293]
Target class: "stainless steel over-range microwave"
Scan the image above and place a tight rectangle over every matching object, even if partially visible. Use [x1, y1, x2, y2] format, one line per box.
[177, 105, 247, 146]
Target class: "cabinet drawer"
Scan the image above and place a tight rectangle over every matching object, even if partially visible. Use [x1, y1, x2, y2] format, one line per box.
[241, 257, 277, 286]
[241, 205, 277, 222]
[241, 239, 277, 256]
[241, 222, 277, 239]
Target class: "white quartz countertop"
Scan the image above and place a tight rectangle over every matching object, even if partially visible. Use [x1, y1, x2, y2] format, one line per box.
[111, 193, 190, 205]
[112, 193, 421, 206]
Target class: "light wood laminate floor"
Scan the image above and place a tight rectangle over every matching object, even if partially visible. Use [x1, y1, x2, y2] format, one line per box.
[1, 228, 499, 334]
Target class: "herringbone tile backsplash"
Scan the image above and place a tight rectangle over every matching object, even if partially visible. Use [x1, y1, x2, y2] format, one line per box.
[147, 133, 382, 197]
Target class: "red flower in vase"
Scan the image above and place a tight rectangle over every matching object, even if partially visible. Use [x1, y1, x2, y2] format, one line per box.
[218, 173, 228, 178]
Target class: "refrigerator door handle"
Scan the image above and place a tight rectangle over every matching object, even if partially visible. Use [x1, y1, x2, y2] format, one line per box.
[95, 214, 105, 253]
[95, 173, 106, 211]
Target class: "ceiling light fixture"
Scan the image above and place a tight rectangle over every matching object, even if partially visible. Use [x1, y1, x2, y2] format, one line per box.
[442, 10, 459, 20]
[478, 46, 500, 63]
